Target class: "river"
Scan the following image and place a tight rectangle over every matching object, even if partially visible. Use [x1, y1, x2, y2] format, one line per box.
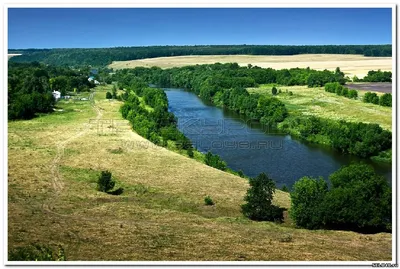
[164, 88, 392, 188]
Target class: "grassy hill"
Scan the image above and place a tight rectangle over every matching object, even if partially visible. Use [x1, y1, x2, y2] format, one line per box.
[8, 86, 391, 261]
[247, 85, 392, 131]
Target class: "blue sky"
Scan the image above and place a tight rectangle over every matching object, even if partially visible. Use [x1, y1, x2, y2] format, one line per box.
[8, 8, 392, 49]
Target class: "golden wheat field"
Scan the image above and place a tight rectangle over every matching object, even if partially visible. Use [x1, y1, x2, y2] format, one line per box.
[7, 85, 392, 262]
[108, 54, 392, 78]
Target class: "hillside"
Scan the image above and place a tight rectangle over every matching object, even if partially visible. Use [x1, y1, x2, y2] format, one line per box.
[8, 86, 391, 261]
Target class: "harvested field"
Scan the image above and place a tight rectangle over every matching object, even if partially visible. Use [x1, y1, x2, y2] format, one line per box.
[109, 54, 392, 78]
[346, 83, 392, 93]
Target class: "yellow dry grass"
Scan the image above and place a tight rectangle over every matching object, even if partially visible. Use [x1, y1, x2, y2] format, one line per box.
[8, 85, 392, 261]
[109, 54, 392, 78]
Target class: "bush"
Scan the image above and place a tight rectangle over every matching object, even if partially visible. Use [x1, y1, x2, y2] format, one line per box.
[237, 170, 245, 178]
[271, 86, 278, 95]
[288, 91, 293, 96]
[187, 147, 194, 158]
[204, 196, 215, 206]
[241, 173, 284, 222]
[106, 91, 112, 99]
[204, 151, 227, 171]
[8, 244, 66, 261]
[281, 185, 290, 192]
[363, 92, 379, 104]
[347, 89, 358, 99]
[97, 170, 115, 193]
[290, 176, 328, 229]
[379, 93, 392, 107]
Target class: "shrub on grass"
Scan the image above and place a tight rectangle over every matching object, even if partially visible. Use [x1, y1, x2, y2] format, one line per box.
[97, 170, 115, 193]
[204, 196, 215, 206]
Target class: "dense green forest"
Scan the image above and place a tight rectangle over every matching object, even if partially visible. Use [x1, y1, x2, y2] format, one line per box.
[8, 62, 95, 120]
[9, 44, 392, 67]
[113, 63, 391, 159]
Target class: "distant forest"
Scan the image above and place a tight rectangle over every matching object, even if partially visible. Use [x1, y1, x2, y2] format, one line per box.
[8, 44, 392, 67]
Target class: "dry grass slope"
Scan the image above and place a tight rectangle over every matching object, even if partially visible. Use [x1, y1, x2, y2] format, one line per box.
[8, 86, 391, 261]
[109, 54, 392, 78]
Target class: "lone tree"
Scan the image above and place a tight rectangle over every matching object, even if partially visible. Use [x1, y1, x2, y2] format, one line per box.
[271, 86, 278, 95]
[241, 173, 284, 222]
[106, 91, 112, 99]
[97, 170, 115, 193]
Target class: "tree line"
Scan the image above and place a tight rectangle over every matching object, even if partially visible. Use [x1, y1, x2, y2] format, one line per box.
[363, 92, 392, 107]
[324, 82, 358, 99]
[9, 44, 392, 67]
[118, 78, 194, 155]
[279, 116, 392, 158]
[353, 70, 392, 82]
[8, 62, 95, 120]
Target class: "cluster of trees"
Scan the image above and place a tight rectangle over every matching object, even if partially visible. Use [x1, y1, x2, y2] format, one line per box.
[8, 62, 95, 120]
[119, 79, 194, 155]
[9, 44, 391, 67]
[279, 116, 392, 158]
[290, 163, 391, 233]
[354, 70, 392, 82]
[324, 82, 358, 99]
[363, 92, 392, 107]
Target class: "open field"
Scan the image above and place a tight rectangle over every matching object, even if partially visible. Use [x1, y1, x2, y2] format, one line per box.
[8, 85, 391, 261]
[346, 83, 392, 93]
[247, 85, 392, 131]
[109, 54, 392, 78]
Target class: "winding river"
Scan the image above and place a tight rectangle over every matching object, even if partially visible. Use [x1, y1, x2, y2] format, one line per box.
[164, 88, 392, 188]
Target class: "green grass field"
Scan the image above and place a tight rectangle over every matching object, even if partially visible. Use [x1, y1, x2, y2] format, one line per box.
[8, 85, 391, 261]
[247, 85, 392, 131]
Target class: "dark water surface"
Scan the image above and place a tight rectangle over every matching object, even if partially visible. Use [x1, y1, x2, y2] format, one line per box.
[164, 88, 392, 188]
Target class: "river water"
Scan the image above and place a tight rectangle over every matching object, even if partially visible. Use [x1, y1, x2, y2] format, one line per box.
[164, 88, 392, 188]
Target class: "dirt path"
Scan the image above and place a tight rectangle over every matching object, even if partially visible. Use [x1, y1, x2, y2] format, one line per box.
[44, 91, 103, 210]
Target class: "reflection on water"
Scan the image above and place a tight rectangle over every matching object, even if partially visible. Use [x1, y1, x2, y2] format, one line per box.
[165, 88, 392, 188]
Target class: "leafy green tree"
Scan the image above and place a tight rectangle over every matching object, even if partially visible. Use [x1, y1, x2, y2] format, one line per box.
[271, 86, 278, 95]
[241, 173, 284, 222]
[290, 176, 328, 229]
[347, 89, 358, 99]
[379, 93, 392, 107]
[323, 163, 391, 232]
[106, 92, 112, 99]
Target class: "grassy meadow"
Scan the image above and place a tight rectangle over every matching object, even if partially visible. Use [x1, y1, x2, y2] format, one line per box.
[108, 54, 392, 78]
[247, 85, 392, 131]
[7, 85, 392, 261]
